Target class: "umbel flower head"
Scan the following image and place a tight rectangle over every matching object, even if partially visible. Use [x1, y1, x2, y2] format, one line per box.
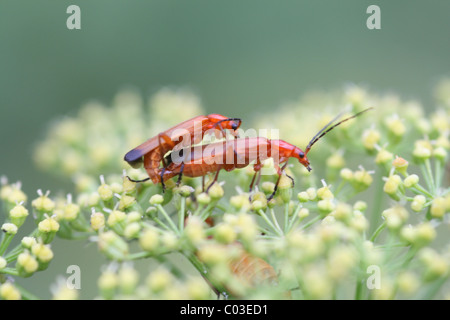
[3, 81, 448, 300]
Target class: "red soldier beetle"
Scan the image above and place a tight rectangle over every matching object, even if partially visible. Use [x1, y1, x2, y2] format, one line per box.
[123, 114, 242, 188]
[159, 108, 372, 199]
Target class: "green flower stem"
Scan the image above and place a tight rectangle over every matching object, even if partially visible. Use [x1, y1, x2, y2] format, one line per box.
[215, 202, 228, 212]
[421, 160, 435, 194]
[369, 175, 385, 235]
[400, 246, 418, 269]
[179, 197, 186, 233]
[155, 255, 186, 280]
[370, 221, 386, 242]
[411, 183, 434, 198]
[283, 203, 289, 233]
[151, 216, 173, 233]
[199, 203, 216, 222]
[192, 203, 205, 216]
[269, 208, 283, 235]
[0, 267, 19, 276]
[286, 204, 302, 233]
[125, 251, 153, 260]
[183, 251, 227, 296]
[13, 283, 39, 300]
[0, 233, 14, 256]
[258, 209, 283, 237]
[300, 215, 322, 230]
[5, 247, 24, 263]
[419, 276, 449, 299]
[156, 204, 179, 235]
[354, 278, 365, 300]
[434, 158, 443, 191]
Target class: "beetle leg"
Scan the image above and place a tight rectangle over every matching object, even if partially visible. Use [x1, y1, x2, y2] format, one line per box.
[126, 176, 150, 183]
[176, 162, 185, 186]
[268, 162, 289, 201]
[206, 165, 222, 193]
[159, 166, 167, 192]
[249, 162, 262, 193]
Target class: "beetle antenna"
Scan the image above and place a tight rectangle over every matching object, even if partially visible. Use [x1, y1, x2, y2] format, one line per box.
[305, 107, 373, 154]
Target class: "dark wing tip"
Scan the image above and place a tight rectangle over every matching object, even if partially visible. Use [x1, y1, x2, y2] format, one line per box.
[124, 149, 144, 168]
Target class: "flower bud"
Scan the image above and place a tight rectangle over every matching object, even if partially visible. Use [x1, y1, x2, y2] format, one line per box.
[196, 193, 211, 205]
[124, 222, 141, 239]
[149, 194, 164, 206]
[122, 176, 136, 194]
[306, 187, 317, 201]
[413, 139, 432, 162]
[349, 211, 368, 232]
[411, 195, 426, 212]
[21, 237, 37, 249]
[297, 191, 309, 202]
[214, 223, 237, 244]
[98, 231, 129, 260]
[278, 175, 293, 203]
[0, 257, 6, 269]
[1, 183, 27, 205]
[419, 248, 448, 281]
[90, 211, 106, 231]
[251, 192, 268, 210]
[414, 222, 436, 247]
[2, 223, 18, 235]
[146, 267, 173, 293]
[433, 147, 447, 162]
[353, 201, 367, 212]
[32, 190, 55, 212]
[236, 213, 258, 243]
[375, 148, 394, 165]
[297, 207, 310, 220]
[9, 204, 29, 228]
[332, 203, 352, 222]
[98, 184, 113, 202]
[382, 205, 409, 230]
[63, 203, 80, 221]
[317, 185, 334, 200]
[175, 185, 195, 197]
[385, 116, 406, 141]
[37, 215, 60, 243]
[0, 282, 21, 300]
[197, 243, 231, 265]
[118, 264, 139, 295]
[392, 156, 409, 176]
[340, 168, 353, 181]
[396, 271, 419, 295]
[326, 152, 345, 169]
[383, 175, 402, 200]
[118, 194, 136, 210]
[403, 174, 419, 188]
[186, 277, 211, 300]
[230, 195, 250, 211]
[430, 197, 447, 219]
[362, 128, 381, 151]
[98, 269, 118, 299]
[258, 182, 273, 196]
[184, 216, 205, 245]
[207, 182, 224, 200]
[161, 232, 179, 250]
[107, 210, 126, 228]
[352, 168, 373, 191]
[16, 251, 39, 277]
[31, 243, 54, 270]
[318, 199, 335, 215]
[139, 228, 159, 252]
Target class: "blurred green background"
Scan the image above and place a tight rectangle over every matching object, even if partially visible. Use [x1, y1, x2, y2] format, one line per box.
[1, 0, 449, 298]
